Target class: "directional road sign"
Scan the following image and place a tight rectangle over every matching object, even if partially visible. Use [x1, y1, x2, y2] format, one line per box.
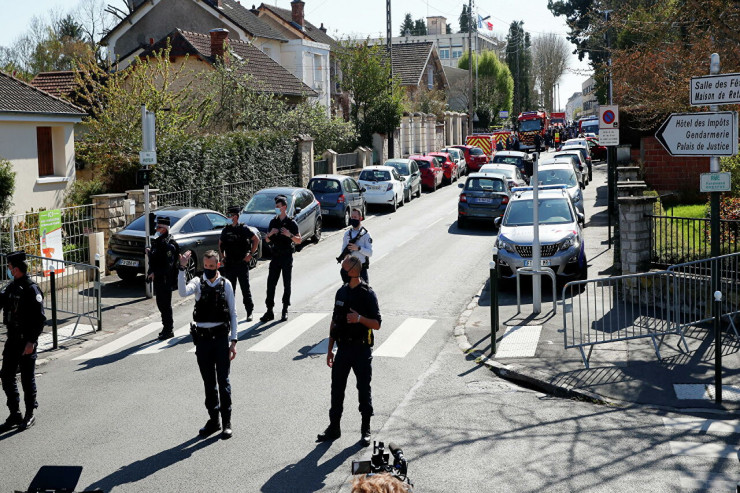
[599, 105, 619, 129]
[691, 73, 740, 106]
[656, 111, 738, 157]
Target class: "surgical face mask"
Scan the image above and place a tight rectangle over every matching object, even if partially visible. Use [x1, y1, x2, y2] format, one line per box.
[349, 218, 360, 228]
[275, 207, 282, 216]
[6, 268, 12, 279]
[203, 268, 217, 280]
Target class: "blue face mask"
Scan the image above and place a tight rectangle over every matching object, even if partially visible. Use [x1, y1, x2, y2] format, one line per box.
[6, 268, 12, 279]
[275, 207, 282, 216]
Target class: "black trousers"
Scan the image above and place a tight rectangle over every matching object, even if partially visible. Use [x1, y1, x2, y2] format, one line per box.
[329, 343, 373, 424]
[220, 261, 253, 312]
[340, 265, 369, 284]
[153, 275, 173, 331]
[265, 254, 293, 309]
[195, 333, 231, 420]
[1, 340, 37, 414]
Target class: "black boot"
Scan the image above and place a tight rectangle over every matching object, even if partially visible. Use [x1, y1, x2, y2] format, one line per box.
[21, 411, 35, 431]
[260, 310, 274, 323]
[281, 306, 289, 321]
[316, 422, 341, 442]
[246, 309, 253, 322]
[158, 328, 174, 340]
[0, 411, 23, 433]
[360, 415, 371, 446]
[199, 413, 221, 437]
[221, 411, 232, 439]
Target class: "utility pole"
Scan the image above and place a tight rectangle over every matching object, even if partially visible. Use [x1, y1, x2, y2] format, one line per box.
[140, 105, 155, 299]
[387, 0, 394, 158]
[467, 0, 474, 135]
[708, 53, 721, 404]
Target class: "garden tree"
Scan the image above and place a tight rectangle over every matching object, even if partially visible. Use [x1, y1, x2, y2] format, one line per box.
[459, 5, 470, 33]
[446, 23, 453, 34]
[413, 19, 427, 36]
[532, 33, 570, 112]
[547, 0, 607, 65]
[458, 50, 514, 128]
[505, 21, 533, 114]
[75, 0, 116, 61]
[0, 158, 16, 215]
[400, 13, 414, 36]
[336, 40, 404, 146]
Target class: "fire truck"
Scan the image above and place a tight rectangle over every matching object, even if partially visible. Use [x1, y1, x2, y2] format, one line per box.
[465, 131, 514, 161]
[550, 112, 566, 127]
[516, 111, 549, 150]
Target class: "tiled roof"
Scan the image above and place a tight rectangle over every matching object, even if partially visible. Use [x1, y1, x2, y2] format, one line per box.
[30, 71, 78, 99]
[259, 3, 338, 49]
[0, 71, 85, 116]
[386, 42, 435, 86]
[140, 29, 317, 97]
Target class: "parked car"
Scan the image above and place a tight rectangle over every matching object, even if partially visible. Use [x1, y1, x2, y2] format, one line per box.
[585, 137, 607, 161]
[549, 152, 588, 187]
[440, 147, 468, 175]
[384, 159, 422, 203]
[479, 163, 528, 188]
[308, 174, 366, 227]
[534, 163, 584, 214]
[428, 152, 460, 184]
[493, 187, 587, 284]
[409, 155, 444, 191]
[239, 187, 322, 252]
[457, 172, 510, 228]
[451, 145, 488, 172]
[560, 143, 593, 181]
[491, 150, 534, 178]
[358, 166, 405, 212]
[108, 206, 262, 281]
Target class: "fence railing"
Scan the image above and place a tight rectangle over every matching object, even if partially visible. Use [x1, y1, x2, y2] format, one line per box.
[647, 214, 740, 267]
[336, 153, 359, 171]
[157, 175, 298, 213]
[0, 253, 102, 352]
[314, 159, 329, 175]
[0, 204, 96, 265]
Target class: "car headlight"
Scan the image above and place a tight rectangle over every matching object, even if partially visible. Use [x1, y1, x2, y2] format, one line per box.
[497, 237, 515, 253]
[560, 234, 579, 251]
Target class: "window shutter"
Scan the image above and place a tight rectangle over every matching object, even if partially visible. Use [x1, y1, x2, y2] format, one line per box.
[37, 127, 54, 176]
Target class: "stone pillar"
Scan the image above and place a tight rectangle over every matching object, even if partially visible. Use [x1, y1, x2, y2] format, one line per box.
[354, 147, 367, 169]
[296, 134, 314, 186]
[372, 133, 387, 164]
[413, 112, 423, 154]
[401, 114, 411, 157]
[617, 166, 641, 182]
[126, 189, 158, 216]
[444, 111, 453, 146]
[618, 195, 658, 276]
[453, 113, 462, 145]
[87, 231, 105, 277]
[461, 114, 469, 143]
[323, 149, 338, 174]
[92, 193, 128, 270]
[425, 113, 436, 153]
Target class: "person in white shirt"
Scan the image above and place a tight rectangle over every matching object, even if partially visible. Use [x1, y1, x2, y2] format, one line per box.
[178, 249, 238, 439]
[338, 209, 373, 284]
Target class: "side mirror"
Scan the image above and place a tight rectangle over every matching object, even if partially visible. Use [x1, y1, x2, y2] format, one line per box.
[295, 207, 303, 214]
[458, 183, 464, 188]
[360, 187, 366, 193]
[494, 217, 502, 227]
[577, 212, 585, 224]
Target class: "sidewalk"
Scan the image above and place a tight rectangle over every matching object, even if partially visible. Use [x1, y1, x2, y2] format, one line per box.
[458, 164, 740, 413]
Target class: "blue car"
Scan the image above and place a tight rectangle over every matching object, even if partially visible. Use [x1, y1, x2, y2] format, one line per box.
[307, 174, 366, 227]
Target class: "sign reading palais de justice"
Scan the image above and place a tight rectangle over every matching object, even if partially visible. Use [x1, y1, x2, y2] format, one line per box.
[691, 73, 740, 106]
[656, 111, 738, 157]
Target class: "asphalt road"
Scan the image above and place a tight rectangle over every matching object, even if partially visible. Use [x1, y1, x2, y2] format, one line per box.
[0, 160, 737, 492]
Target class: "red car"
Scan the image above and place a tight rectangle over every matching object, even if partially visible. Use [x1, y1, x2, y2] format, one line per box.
[586, 137, 607, 161]
[451, 145, 488, 172]
[409, 155, 444, 191]
[429, 152, 460, 184]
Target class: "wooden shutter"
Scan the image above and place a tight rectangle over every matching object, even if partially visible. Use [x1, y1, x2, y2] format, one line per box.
[37, 127, 54, 176]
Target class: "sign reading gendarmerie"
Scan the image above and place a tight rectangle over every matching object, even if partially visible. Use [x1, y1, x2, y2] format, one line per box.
[656, 111, 738, 157]
[691, 73, 740, 106]
[700, 172, 731, 192]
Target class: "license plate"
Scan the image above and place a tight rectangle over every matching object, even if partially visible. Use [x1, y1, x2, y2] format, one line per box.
[524, 259, 551, 267]
[119, 259, 139, 267]
[476, 198, 494, 204]
[321, 209, 329, 215]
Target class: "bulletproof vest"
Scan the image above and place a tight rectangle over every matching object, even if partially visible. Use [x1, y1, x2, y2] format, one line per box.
[151, 234, 177, 272]
[2, 276, 41, 337]
[193, 277, 230, 324]
[271, 218, 296, 255]
[222, 224, 249, 260]
[334, 283, 374, 346]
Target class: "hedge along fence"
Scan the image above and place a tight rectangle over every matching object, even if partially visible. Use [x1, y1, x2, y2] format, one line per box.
[152, 130, 298, 195]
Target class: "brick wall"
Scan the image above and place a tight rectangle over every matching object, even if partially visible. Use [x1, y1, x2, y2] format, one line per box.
[640, 136, 709, 193]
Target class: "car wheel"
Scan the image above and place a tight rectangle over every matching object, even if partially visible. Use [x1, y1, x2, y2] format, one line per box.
[416, 184, 422, 198]
[342, 208, 350, 228]
[184, 251, 197, 282]
[361, 204, 366, 219]
[312, 218, 322, 244]
[458, 215, 467, 228]
[116, 267, 138, 282]
[398, 192, 404, 207]
[432, 180, 437, 192]
[391, 195, 397, 212]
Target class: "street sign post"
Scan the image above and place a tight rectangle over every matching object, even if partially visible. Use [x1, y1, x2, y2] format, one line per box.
[600, 128, 619, 146]
[700, 172, 731, 192]
[599, 105, 619, 129]
[655, 111, 738, 157]
[690, 72, 740, 106]
[498, 110, 509, 119]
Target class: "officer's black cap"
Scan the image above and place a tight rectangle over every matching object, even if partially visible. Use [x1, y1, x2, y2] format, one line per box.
[7, 251, 26, 265]
[227, 205, 242, 215]
[156, 216, 171, 226]
[274, 195, 288, 205]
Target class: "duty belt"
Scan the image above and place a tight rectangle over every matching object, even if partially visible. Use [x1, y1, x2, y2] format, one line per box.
[190, 323, 229, 338]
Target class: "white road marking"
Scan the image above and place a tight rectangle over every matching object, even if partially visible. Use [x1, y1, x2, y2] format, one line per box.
[187, 315, 265, 353]
[135, 324, 191, 355]
[669, 441, 739, 459]
[73, 322, 161, 361]
[662, 417, 740, 435]
[37, 323, 95, 351]
[308, 338, 336, 355]
[248, 313, 329, 353]
[674, 383, 740, 402]
[372, 318, 435, 358]
[678, 473, 740, 492]
[494, 325, 542, 358]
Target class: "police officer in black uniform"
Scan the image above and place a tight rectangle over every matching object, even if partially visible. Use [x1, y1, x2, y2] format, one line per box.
[220, 205, 259, 322]
[317, 256, 381, 446]
[0, 251, 46, 432]
[147, 216, 179, 340]
[178, 249, 238, 439]
[260, 195, 301, 322]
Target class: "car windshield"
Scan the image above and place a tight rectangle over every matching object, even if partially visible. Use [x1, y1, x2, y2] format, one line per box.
[504, 198, 574, 226]
[432, 156, 445, 167]
[482, 166, 513, 179]
[470, 148, 485, 156]
[308, 179, 341, 193]
[125, 212, 185, 231]
[581, 122, 599, 133]
[416, 161, 430, 169]
[466, 177, 505, 192]
[519, 120, 542, 132]
[360, 170, 392, 182]
[562, 147, 587, 160]
[493, 156, 522, 166]
[386, 162, 410, 176]
[538, 168, 578, 188]
[555, 153, 580, 163]
[244, 193, 294, 213]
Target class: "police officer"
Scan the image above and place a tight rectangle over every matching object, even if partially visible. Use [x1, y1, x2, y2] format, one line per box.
[260, 195, 301, 322]
[178, 250, 238, 439]
[220, 205, 259, 322]
[0, 251, 46, 432]
[147, 216, 179, 340]
[317, 256, 381, 446]
[338, 208, 372, 284]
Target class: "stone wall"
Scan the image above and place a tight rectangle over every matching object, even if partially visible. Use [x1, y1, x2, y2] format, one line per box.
[618, 195, 657, 275]
[637, 136, 709, 193]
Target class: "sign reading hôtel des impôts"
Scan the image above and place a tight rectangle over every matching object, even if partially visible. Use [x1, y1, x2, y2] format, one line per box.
[656, 111, 738, 157]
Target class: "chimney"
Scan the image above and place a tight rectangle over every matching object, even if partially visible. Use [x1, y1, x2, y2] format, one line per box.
[319, 22, 327, 33]
[214, 0, 223, 7]
[210, 28, 229, 64]
[291, 0, 305, 29]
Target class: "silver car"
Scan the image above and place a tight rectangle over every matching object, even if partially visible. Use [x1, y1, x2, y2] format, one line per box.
[384, 159, 422, 203]
[534, 163, 584, 215]
[441, 147, 468, 175]
[493, 187, 587, 283]
[542, 155, 586, 188]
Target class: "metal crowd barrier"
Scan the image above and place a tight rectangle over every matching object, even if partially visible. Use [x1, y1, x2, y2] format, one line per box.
[0, 253, 102, 351]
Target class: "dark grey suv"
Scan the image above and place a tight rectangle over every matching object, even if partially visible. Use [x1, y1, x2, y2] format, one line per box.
[308, 175, 366, 227]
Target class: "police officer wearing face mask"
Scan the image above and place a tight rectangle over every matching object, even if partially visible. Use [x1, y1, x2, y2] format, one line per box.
[338, 208, 372, 284]
[260, 195, 301, 322]
[178, 249, 238, 439]
[220, 206, 259, 322]
[317, 256, 381, 446]
[147, 216, 179, 340]
[0, 251, 46, 432]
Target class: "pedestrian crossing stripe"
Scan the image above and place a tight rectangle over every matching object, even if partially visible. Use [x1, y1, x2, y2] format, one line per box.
[136, 324, 191, 355]
[248, 313, 329, 353]
[72, 322, 161, 361]
[372, 318, 435, 358]
[668, 441, 738, 459]
[662, 417, 740, 435]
